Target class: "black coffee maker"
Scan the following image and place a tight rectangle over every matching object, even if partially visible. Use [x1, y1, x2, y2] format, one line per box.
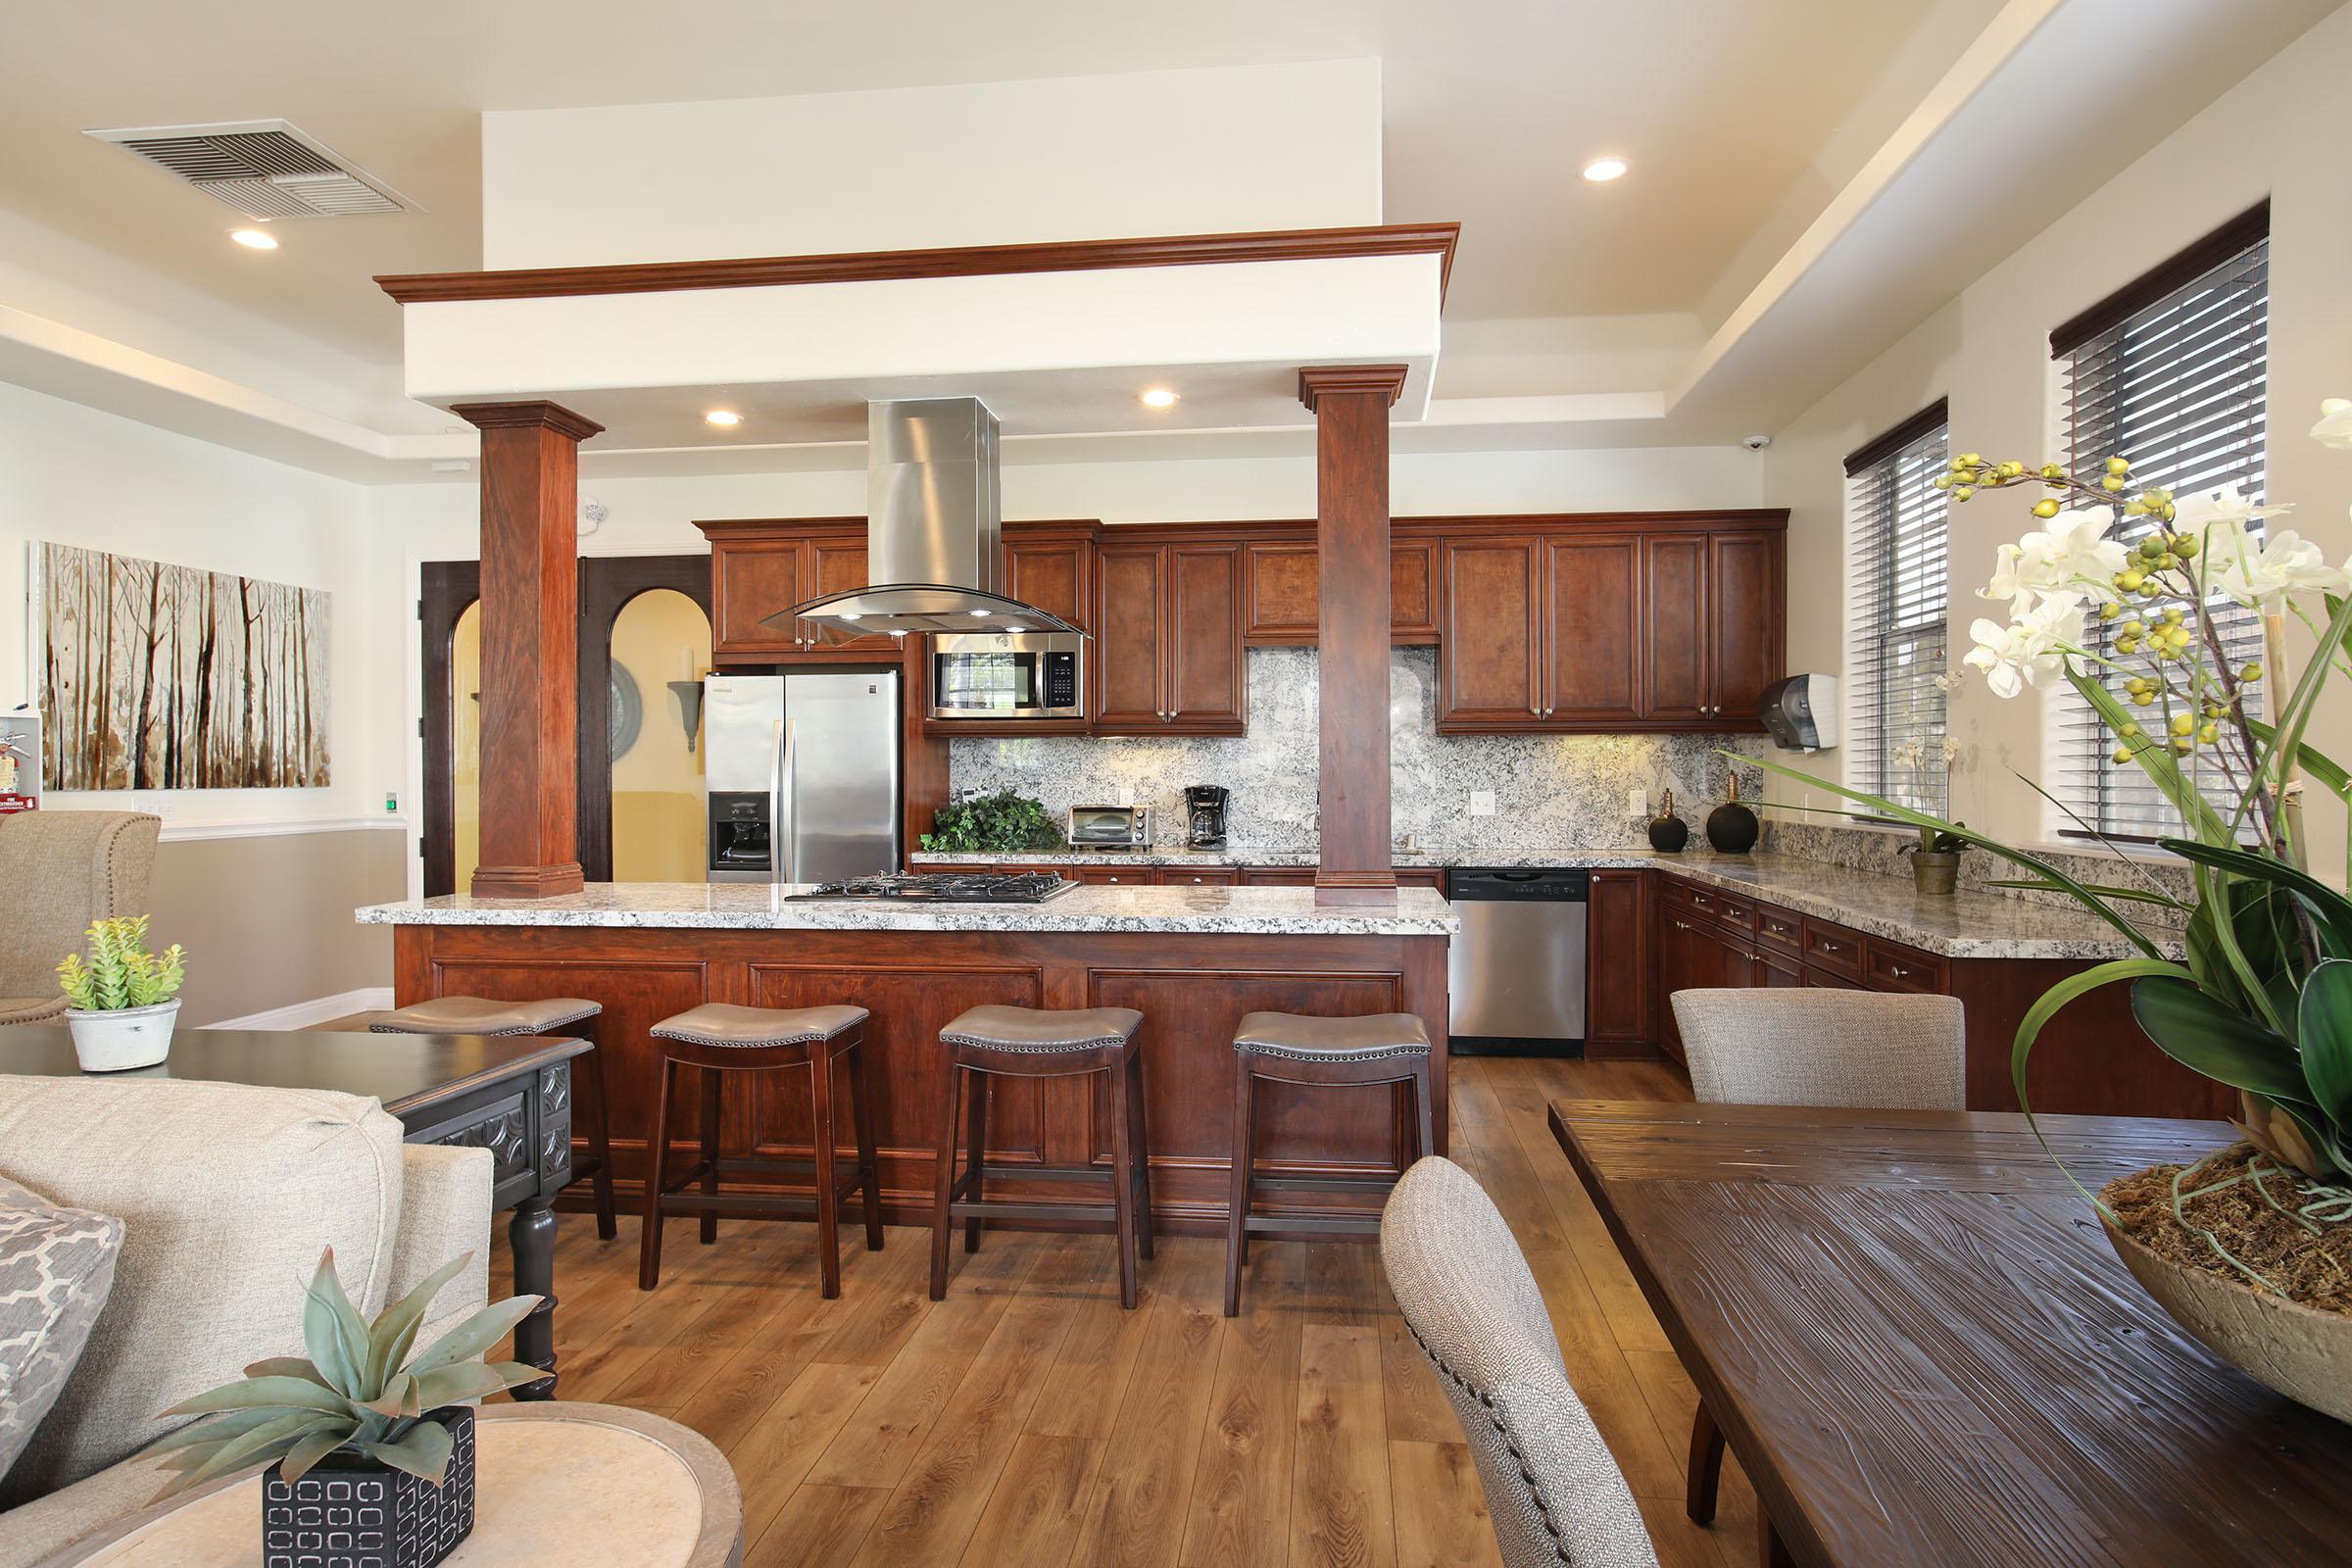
[1184, 785, 1230, 849]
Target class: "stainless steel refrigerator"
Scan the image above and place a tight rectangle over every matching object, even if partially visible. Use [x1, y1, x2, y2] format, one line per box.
[703, 671, 902, 883]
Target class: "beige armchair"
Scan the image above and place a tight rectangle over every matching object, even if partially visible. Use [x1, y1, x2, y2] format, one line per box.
[0, 1074, 492, 1566]
[0, 812, 161, 1026]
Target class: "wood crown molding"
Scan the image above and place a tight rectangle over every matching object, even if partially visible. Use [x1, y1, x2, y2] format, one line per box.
[1297, 365, 1411, 411]
[451, 401, 606, 441]
[378, 222, 1461, 306]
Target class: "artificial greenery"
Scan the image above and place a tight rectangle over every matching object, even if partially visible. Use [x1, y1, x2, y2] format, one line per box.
[56, 915, 185, 1011]
[149, 1249, 543, 1497]
[1901, 823, 1969, 857]
[919, 789, 1062, 853]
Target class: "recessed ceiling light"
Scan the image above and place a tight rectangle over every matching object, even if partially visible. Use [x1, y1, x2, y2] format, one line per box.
[704, 409, 743, 427]
[1581, 157, 1629, 183]
[1139, 388, 1179, 410]
[228, 227, 279, 250]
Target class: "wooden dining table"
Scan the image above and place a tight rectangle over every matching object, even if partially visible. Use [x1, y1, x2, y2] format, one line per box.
[1547, 1100, 2352, 1568]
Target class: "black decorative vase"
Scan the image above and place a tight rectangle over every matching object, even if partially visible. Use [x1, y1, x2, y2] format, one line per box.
[262, 1406, 475, 1568]
[1646, 790, 1689, 854]
[1704, 776, 1760, 855]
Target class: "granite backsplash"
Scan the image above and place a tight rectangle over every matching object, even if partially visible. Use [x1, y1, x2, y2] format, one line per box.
[945, 647, 1770, 856]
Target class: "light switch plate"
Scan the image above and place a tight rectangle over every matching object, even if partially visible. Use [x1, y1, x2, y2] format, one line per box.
[1470, 791, 1497, 816]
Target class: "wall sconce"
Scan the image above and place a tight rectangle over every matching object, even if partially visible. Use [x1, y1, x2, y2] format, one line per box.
[667, 678, 706, 753]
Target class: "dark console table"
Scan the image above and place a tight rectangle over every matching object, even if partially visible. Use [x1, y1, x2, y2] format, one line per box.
[0, 1026, 591, 1398]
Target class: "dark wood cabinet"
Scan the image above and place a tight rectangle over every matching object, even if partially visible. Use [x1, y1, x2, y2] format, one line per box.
[1092, 540, 1245, 735]
[804, 536, 900, 654]
[1544, 537, 1643, 724]
[1003, 520, 1097, 632]
[1437, 537, 1544, 727]
[1243, 538, 1441, 645]
[1641, 534, 1710, 723]
[700, 518, 900, 662]
[1706, 531, 1783, 724]
[1585, 868, 1651, 1054]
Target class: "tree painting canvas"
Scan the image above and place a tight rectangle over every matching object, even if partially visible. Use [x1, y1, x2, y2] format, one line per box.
[40, 543, 329, 790]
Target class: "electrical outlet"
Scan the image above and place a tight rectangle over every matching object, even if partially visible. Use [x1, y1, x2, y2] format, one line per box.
[1626, 788, 1647, 818]
[1470, 791, 1497, 817]
[1115, 784, 1135, 807]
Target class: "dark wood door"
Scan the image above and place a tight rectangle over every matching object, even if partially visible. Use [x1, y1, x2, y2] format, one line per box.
[1165, 544, 1245, 731]
[1004, 527, 1093, 630]
[1707, 530, 1781, 725]
[804, 537, 898, 655]
[1756, 945, 1804, 988]
[710, 538, 807, 660]
[1091, 544, 1167, 732]
[1542, 537, 1642, 724]
[1437, 537, 1544, 729]
[1653, 906, 1711, 1065]
[419, 561, 481, 899]
[1585, 868, 1650, 1052]
[1642, 535, 1710, 723]
[1245, 540, 1442, 645]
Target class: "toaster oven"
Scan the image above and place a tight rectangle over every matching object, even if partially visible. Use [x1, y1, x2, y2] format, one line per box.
[1066, 805, 1152, 848]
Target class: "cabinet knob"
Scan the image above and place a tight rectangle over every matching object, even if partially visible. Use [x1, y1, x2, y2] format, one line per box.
[1890, 964, 1910, 977]
[1671, 919, 1693, 931]
[1819, 940, 1840, 952]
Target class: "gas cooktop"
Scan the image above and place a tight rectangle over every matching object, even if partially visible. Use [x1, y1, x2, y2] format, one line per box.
[784, 871, 1078, 905]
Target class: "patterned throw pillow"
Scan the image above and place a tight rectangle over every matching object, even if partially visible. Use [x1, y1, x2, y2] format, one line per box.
[0, 1176, 124, 1488]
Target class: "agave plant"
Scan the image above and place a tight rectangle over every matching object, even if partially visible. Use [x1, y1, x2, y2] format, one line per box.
[148, 1249, 542, 1498]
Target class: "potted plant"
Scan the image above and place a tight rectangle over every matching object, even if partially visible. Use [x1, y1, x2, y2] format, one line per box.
[919, 788, 1063, 854]
[1745, 409, 2352, 1423]
[55, 915, 185, 1072]
[1898, 822, 1969, 895]
[149, 1249, 544, 1568]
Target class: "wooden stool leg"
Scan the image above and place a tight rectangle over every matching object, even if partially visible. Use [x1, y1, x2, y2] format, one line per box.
[1689, 1400, 1727, 1524]
[578, 1035, 618, 1242]
[638, 1058, 677, 1291]
[961, 1070, 989, 1254]
[809, 1045, 843, 1299]
[1410, 1058, 1436, 1165]
[850, 1035, 884, 1251]
[929, 1066, 962, 1301]
[698, 1066, 722, 1245]
[1224, 1053, 1256, 1318]
[1107, 1059, 1140, 1310]
[1125, 1050, 1154, 1261]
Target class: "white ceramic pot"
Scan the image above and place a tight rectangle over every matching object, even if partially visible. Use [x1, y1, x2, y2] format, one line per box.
[64, 999, 180, 1073]
[2104, 1211, 2351, 1423]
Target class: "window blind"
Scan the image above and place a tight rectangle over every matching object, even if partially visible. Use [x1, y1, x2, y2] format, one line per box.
[1846, 404, 1951, 816]
[2056, 214, 2268, 842]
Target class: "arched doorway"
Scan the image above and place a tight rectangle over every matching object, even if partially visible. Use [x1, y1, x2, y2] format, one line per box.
[605, 587, 712, 881]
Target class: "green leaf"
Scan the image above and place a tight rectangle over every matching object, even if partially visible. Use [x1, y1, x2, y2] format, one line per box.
[302, 1250, 373, 1399]
[2245, 716, 2352, 802]
[368, 1419, 455, 1485]
[407, 1361, 514, 1410]
[360, 1372, 414, 1420]
[2160, 838, 2352, 939]
[2065, 667, 2234, 845]
[2011, 957, 2197, 1212]
[158, 1376, 354, 1419]
[147, 1406, 286, 1455]
[241, 1356, 331, 1387]
[279, 1428, 354, 1486]
[406, 1294, 543, 1376]
[1980, 878, 2185, 908]
[370, 1251, 473, 1388]
[155, 1411, 342, 1498]
[2294, 959, 2352, 1132]
[2130, 976, 2314, 1106]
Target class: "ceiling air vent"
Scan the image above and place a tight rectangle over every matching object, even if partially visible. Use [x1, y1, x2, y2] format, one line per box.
[85, 120, 417, 220]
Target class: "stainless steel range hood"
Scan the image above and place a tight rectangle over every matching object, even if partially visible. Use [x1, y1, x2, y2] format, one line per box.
[772, 398, 1084, 640]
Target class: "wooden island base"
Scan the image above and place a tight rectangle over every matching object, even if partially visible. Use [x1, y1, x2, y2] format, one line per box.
[395, 922, 1448, 1234]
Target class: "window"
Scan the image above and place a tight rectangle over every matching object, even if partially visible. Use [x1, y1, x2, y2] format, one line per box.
[1846, 400, 1952, 817]
[2054, 202, 2269, 841]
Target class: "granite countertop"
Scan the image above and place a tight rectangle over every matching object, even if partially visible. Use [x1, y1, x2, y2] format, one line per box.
[356, 881, 1458, 938]
[912, 846, 1318, 866]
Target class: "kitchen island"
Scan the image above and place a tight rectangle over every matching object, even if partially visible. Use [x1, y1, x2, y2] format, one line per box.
[359, 883, 1456, 1232]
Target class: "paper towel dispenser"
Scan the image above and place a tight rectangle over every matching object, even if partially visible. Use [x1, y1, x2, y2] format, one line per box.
[1760, 675, 1837, 753]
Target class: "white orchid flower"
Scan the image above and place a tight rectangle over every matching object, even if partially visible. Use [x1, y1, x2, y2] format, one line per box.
[2312, 397, 2352, 450]
[1963, 592, 2082, 699]
[2021, 507, 2129, 585]
[2169, 481, 2284, 541]
[2205, 527, 2351, 608]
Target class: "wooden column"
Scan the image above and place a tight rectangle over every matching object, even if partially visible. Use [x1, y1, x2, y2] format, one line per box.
[1300, 366, 1409, 905]
[452, 400, 604, 899]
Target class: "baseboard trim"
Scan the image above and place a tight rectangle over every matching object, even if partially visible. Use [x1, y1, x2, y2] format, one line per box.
[205, 987, 393, 1031]
[159, 818, 408, 843]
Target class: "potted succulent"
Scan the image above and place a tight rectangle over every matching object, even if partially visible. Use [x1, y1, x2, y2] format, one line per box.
[55, 915, 185, 1072]
[150, 1248, 545, 1568]
[1746, 407, 2352, 1423]
[1898, 822, 1969, 895]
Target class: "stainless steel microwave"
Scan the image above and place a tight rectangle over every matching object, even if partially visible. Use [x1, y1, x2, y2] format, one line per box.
[929, 631, 1085, 722]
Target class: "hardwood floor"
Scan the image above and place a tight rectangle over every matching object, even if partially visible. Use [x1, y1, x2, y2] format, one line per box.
[492, 1054, 1758, 1567]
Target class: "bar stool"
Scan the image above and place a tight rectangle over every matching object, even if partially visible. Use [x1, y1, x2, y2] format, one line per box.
[639, 1003, 883, 1298]
[371, 995, 616, 1240]
[1224, 1010, 1435, 1317]
[931, 1004, 1152, 1308]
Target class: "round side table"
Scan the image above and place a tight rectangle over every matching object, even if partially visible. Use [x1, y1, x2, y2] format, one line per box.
[42, 1403, 743, 1568]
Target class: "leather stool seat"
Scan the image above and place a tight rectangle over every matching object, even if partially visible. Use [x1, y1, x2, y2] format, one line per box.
[371, 995, 601, 1036]
[653, 1003, 869, 1048]
[1233, 1011, 1430, 1063]
[939, 1004, 1143, 1054]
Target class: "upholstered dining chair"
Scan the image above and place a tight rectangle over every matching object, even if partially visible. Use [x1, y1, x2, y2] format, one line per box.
[0, 810, 161, 1026]
[1381, 1155, 1661, 1568]
[1666, 987, 1966, 1526]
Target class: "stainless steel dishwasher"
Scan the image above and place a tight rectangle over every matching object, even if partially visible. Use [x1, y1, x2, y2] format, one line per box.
[1446, 867, 1589, 1056]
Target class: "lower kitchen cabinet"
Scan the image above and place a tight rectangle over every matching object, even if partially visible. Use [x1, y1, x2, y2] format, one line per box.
[1585, 868, 1651, 1054]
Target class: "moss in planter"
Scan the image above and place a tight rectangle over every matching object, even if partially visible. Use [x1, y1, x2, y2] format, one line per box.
[2102, 1145, 2352, 1313]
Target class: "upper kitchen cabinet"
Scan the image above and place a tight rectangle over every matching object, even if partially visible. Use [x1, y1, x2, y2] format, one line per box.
[1091, 535, 1246, 735]
[1242, 535, 1441, 645]
[1435, 513, 1786, 733]
[1002, 519, 1099, 632]
[699, 518, 897, 661]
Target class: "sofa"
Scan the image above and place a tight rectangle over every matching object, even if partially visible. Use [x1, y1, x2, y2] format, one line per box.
[0, 812, 161, 1027]
[0, 1072, 492, 1566]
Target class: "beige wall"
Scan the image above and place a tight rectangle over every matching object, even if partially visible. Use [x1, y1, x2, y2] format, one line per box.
[609, 589, 710, 883]
[150, 828, 406, 1025]
[1760, 5, 2352, 878]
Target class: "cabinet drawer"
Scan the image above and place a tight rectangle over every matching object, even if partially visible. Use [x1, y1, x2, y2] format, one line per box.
[1154, 866, 1241, 887]
[1077, 865, 1150, 886]
[1802, 966, 1862, 990]
[1864, 939, 1946, 994]
[1801, 919, 1865, 981]
[1754, 906, 1803, 954]
[1663, 878, 1754, 932]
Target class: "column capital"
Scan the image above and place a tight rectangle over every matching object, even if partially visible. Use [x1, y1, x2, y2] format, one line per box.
[1298, 365, 1409, 412]
[451, 400, 607, 442]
